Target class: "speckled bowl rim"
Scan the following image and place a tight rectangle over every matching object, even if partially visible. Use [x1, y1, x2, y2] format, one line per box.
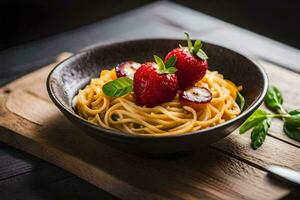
[47, 39, 268, 139]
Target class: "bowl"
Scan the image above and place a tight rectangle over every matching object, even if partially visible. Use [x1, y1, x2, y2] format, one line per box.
[47, 39, 268, 154]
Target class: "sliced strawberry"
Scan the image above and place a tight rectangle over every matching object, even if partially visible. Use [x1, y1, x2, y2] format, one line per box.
[165, 32, 208, 89]
[133, 56, 178, 107]
[115, 61, 141, 79]
[179, 87, 212, 109]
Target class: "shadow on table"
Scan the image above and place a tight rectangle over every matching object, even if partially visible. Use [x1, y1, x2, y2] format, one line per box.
[0, 137, 118, 200]
[280, 189, 300, 200]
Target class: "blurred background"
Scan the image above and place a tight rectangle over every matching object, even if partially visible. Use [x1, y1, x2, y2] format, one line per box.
[1, 0, 300, 51]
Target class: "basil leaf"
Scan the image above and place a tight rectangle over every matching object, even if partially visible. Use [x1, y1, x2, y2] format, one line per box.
[264, 86, 283, 110]
[283, 118, 300, 142]
[289, 109, 300, 117]
[288, 110, 300, 124]
[251, 118, 271, 149]
[102, 77, 133, 97]
[165, 55, 177, 68]
[193, 40, 202, 54]
[239, 109, 270, 134]
[286, 115, 300, 124]
[283, 109, 300, 142]
[236, 92, 245, 111]
[196, 49, 208, 60]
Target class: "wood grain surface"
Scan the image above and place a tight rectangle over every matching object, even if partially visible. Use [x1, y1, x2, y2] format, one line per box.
[0, 53, 299, 200]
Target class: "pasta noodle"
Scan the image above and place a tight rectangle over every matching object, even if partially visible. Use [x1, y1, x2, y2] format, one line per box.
[73, 68, 242, 136]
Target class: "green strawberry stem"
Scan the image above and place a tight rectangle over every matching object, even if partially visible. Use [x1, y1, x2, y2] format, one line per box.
[184, 32, 193, 50]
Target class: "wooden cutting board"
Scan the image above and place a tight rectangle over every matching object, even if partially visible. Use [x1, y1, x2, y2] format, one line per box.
[0, 53, 299, 200]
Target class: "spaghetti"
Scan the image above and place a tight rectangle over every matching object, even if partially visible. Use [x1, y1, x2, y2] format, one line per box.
[73, 68, 242, 136]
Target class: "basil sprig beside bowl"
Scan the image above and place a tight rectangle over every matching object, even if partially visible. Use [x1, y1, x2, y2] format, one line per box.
[240, 86, 300, 149]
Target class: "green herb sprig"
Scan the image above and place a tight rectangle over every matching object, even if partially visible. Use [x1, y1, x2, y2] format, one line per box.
[239, 86, 300, 149]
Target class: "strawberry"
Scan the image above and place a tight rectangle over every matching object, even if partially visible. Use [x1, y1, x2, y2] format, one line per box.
[165, 32, 208, 89]
[133, 55, 178, 107]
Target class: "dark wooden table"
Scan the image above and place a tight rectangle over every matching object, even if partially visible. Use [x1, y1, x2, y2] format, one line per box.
[1, 1, 300, 199]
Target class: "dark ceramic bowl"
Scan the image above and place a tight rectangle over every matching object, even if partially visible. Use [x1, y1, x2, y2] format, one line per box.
[47, 39, 268, 154]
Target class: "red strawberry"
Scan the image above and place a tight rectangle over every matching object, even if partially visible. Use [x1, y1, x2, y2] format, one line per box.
[165, 32, 208, 89]
[133, 55, 178, 107]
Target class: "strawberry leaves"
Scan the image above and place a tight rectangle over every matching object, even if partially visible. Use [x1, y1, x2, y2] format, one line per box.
[164, 55, 177, 68]
[196, 49, 208, 60]
[193, 40, 201, 53]
[154, 55, 177, 74]
[183, 32, 208, 60]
